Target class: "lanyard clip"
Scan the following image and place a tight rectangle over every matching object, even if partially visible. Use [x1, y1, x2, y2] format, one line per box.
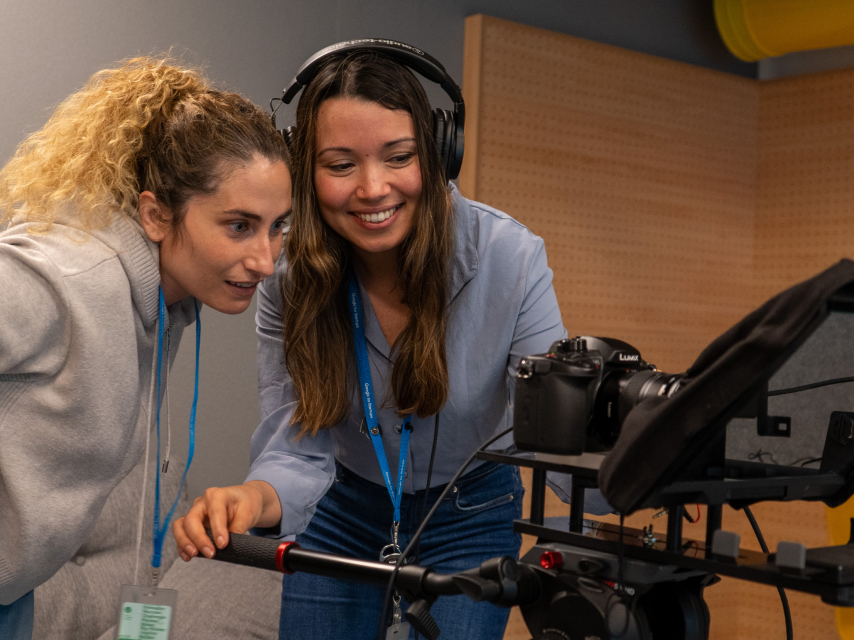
[380, 521, 404, 564]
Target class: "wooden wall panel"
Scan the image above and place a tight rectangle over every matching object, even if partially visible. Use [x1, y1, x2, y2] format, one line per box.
[755, 69, 854, 297]
[461, 14, 760, 375]
[461, 14, 852, 640]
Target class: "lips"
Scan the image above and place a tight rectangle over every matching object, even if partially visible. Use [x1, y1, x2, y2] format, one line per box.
[351, 204, 401, 224]
[226, 280, 259, 296]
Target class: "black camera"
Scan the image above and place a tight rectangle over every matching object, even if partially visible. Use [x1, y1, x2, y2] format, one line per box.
[513, 336, 683, 455]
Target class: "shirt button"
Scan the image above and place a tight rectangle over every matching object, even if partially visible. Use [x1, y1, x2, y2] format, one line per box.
[72, 555, 86, 566]
[394, 424, 403, 434]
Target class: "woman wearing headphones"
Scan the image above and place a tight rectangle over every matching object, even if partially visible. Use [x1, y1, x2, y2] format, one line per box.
[0, 57, 291, 638]
[174, 42, 565, 639]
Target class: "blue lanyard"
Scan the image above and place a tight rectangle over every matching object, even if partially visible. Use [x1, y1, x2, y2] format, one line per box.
[347, 272, 411, 524]
[152, 288, 200, 569]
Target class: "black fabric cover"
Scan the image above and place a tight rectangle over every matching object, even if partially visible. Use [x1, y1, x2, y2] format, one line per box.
[598, 259, 854, 514]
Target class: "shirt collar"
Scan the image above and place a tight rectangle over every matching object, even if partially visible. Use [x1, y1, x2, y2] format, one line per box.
[448, 183, 479, 302]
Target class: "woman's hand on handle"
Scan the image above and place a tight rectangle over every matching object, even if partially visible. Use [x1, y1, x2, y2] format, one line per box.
[172, 480, 282, 562]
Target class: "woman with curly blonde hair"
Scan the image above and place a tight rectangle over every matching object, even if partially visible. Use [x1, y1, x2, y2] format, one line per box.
[0, 56, 291, 638]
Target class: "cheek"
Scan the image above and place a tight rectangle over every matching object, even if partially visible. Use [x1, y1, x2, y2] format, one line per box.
[402, 167, 423, 200]
[314, 174, 346, 211]
[272, 233, 284, 258]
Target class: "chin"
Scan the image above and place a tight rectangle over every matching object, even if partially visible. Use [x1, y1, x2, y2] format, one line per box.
[203, 296, 254, 315]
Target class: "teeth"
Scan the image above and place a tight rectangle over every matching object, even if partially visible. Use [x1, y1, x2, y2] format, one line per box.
[357, 207, 396, 223]
[230, 282, 255, 288]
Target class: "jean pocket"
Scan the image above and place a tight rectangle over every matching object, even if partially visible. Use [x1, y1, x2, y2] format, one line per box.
[449, 467, 521, 514]
[451, 489, 517, 514]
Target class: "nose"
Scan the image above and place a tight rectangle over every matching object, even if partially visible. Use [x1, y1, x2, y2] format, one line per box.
[244, 232, 279, 278]
[356, 162, 392, 201]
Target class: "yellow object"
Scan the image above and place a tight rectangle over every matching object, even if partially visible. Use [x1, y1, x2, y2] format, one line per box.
[828, 498, 854, 638]
[715, 0, 854, 62]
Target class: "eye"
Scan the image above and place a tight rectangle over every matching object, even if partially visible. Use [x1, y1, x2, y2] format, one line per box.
[327, 161, 355, 173]
[389, 153, 415, 165]
[270, 219, 286, 234]
[228, 221, 249, 233]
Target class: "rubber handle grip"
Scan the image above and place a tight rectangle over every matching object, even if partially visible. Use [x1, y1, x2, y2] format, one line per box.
[205, 529, 283, 572]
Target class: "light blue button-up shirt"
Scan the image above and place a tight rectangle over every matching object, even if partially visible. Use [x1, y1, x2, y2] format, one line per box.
[246, 187, 610, 536]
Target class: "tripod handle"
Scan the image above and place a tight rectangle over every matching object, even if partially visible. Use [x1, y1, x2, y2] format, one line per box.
[205, 529, 296, 573]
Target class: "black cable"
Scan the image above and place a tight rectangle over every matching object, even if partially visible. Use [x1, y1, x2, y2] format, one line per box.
[376, 426, 513, 640]
[768, 376, 854, 396]
[744, 506, 793, 640]
[412, 412, 440, 640]
[414, 411, 441, 565]
[605, 512, 634, 639]
[748, 450, 779, 465]
[787, 456, 822, 468]
[269, 97, 284, 129]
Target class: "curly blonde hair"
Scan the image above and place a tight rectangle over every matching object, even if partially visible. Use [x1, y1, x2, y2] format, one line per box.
[0, 55, 288, 231]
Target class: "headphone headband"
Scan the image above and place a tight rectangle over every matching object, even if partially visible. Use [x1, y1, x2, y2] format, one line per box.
[281, 38, 464, 108]
[277, 38, 465, 180]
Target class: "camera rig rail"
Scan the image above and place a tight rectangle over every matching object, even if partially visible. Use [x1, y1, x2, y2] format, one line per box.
[204, 529, 541, 640]
[478, 448, 854, 609]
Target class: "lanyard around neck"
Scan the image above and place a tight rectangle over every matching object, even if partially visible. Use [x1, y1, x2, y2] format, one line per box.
[347, 271, 412, 524]
[152, 288, 200, 569]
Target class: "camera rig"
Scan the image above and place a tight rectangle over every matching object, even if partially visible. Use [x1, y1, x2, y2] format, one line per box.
[204, 260, 854, 639]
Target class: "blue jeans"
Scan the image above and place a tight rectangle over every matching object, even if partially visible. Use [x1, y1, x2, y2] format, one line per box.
[0, 590, 33, 640]
[279, 461, 523, 640]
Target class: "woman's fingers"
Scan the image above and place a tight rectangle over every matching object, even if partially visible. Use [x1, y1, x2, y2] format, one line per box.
[173, 485, 263, 561]
[203, 487, 234, 552]
[172, 515, 198, 562]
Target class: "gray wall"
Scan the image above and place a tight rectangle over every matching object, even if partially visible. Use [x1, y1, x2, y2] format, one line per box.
[760, 43, 854, 80]
[1, 0, 755, 499]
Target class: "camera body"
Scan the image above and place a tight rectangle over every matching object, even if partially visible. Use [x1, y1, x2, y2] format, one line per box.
[513, 336, 681, 455]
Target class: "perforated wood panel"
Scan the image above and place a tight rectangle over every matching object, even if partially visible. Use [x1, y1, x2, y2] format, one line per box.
[461, 15, 760, 375]
[755, 69, 854, 297]
[460, 14, 849, 640]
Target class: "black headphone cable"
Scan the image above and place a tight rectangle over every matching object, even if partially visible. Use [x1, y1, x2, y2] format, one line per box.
[414, 411, 440, 565]
[376, 426, 513, 640]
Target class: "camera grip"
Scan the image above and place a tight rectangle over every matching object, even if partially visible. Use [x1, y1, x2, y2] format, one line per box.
[204, 529, 292, 573]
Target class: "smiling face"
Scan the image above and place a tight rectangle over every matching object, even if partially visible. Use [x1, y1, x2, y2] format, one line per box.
[142, 155, 292, 313]
[313, 97, 423, 265]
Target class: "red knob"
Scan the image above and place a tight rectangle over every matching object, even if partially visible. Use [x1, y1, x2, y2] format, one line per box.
[540, 550, 564, 570]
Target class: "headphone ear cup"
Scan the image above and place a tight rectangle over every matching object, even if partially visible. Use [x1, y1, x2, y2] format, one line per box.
[432, 108, 452, 178]
[283, 126, 297, 155]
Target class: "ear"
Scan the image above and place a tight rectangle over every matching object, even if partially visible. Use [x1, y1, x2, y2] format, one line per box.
[138, 191, 173, 243]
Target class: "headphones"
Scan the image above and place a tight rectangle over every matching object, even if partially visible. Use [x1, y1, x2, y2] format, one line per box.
[274, 39, 466, 181]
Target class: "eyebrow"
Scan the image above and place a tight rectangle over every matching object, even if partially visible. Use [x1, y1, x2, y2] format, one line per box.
[222, 209, 292, 220]
[316, 137, 416, 157]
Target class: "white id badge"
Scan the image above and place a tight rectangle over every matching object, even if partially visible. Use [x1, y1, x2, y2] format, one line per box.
[385, 621, 411, 639]
[115, 584, 177, 640]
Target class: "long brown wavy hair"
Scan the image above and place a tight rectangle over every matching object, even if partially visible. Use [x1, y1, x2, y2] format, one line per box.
[0, 55, 288, 232]
[285, 52, 455, 437]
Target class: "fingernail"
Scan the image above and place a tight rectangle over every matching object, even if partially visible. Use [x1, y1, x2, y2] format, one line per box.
[184, 545, 195, 557]
[203, 547, 214, 559]
[216, 536, 225, 548]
